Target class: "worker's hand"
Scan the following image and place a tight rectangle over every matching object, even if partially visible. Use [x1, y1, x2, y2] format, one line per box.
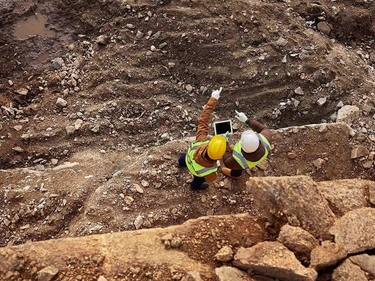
[223, 131, 230, 141]
[235, 110, 248, 123]
[211, 87, 222, 100]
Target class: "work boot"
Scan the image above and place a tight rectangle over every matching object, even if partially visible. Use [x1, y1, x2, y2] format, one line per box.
[221, 167, 240, 179]
[199, 182, 209, 189]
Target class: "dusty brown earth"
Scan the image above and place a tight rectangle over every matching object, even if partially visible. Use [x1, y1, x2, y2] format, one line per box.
[0, 0, 375, 280]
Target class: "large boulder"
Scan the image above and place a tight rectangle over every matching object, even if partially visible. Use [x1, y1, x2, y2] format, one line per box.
[233, 241, 317, 281]
[349, 254, 375, 277]
[277, 224, 319, 263]
[309, 241, 347, 271]
[246, 176, 336, 238]
[329, 207, 375, 254]
[317, 179, 370, 216]
[331, 259, 368, 281]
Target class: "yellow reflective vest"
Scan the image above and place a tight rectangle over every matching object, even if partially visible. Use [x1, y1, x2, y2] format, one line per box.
[232, 133, 271, 169]
[185, 141, 218, 177]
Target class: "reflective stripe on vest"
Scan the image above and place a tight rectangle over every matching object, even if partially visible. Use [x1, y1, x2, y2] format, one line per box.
[185, 140, 218, 177]
[232, 133, 270, 169]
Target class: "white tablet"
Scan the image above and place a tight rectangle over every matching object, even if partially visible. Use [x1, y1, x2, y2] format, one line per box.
[213, 120, 233, 136]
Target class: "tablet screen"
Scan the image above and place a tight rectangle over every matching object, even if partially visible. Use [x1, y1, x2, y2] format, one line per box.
[214, 120, 233, 135]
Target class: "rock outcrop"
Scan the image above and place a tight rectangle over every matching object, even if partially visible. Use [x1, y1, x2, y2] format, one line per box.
[1, 176, 375, 281]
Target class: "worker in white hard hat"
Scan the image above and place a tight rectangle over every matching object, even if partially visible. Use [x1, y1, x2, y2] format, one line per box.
[221, 110, 272, 178]
[178, 87, 227, 190]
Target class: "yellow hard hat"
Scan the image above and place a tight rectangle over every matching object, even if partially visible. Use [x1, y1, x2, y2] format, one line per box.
[207, 135, 226, 160]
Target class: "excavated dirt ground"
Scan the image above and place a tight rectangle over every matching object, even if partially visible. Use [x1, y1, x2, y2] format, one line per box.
[0, 0, 375, 279]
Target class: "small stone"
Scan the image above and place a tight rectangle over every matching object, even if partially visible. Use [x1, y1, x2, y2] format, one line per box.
[313, 158, 325, 169]
[91, 125, 100, 133]
[215, 246, 234, 262]
[13, 125, 22, 131]
[20, 224, 30, 230]
[37, 266, 59, 281]
[318, 124, 327, 132]
[51, 57, 64, 69]
[15, 88, 28, 96]
[141, 180, 149, 187]
[171, 237, 182, 248]
[135, 30, 144, 39]
[12, 146, 24, 153]
[336, 105, 360, 124]
[294, 87, 304, 95]
[351, 145, 369, 159]
[287, 151, 297, 159]
[317, 97, 327, 106]
[3, 218, 11, 226]
[56, 97, 67, 107]
[134, 215, 144, 229]
[74, 119, 83, 130]
[97, 35, 109, 45]
[161, 133, 169, 140]
[131, 183, 144, 193]
[275, 37, 288, 46]
[65, 125, 75, 135]
[124, 196, 134, 205]
[186, 84, 193, 92]
[317, 21, 332, 35]
[363, 161, 373, 169]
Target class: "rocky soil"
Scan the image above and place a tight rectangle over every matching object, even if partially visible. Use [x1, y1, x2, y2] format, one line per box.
[0, 0, 375, 280]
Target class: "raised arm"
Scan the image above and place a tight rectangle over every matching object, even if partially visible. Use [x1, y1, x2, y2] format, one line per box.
[196, 87, 222, 142]
[235, 110, 272, 143]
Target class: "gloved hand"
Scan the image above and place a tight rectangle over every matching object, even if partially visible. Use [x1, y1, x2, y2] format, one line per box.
[223, 131, 230, 141]
[235, 110, 248, 123]
[211, 87, 222, 100]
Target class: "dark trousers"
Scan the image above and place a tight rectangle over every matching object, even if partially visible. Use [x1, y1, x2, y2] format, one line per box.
[231, 169, 243, 177]
[178, 154, 206, 190]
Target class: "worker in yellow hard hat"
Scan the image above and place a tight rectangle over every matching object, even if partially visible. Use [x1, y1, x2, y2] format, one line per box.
[221, 110, 272, 178]
[178, 87, 226, 190]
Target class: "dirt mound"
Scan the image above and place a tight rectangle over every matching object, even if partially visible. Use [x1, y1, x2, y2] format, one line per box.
[0, 0, 374, 169]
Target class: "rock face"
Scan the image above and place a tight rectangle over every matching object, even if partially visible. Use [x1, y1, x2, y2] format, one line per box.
[332, 259, 368, 281]
[309, 241, 347, 271]
[1, 176, 375, 280]
[329, 208, 375, 254]
[349, 254, 375, 277]
[277, 224, 319, 262]
[215, 266, 252, 281]
[246, 175, 336, 239]
[233, 242, 318, 281]
[317, 180, 371, 216]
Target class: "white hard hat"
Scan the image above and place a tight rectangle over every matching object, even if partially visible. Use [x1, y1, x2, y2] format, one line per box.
[241, 130, 260, 153]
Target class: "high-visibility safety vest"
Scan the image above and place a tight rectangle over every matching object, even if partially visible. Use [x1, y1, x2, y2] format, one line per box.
[232, 133, 271, 169]
[185, 140, 218, 177]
